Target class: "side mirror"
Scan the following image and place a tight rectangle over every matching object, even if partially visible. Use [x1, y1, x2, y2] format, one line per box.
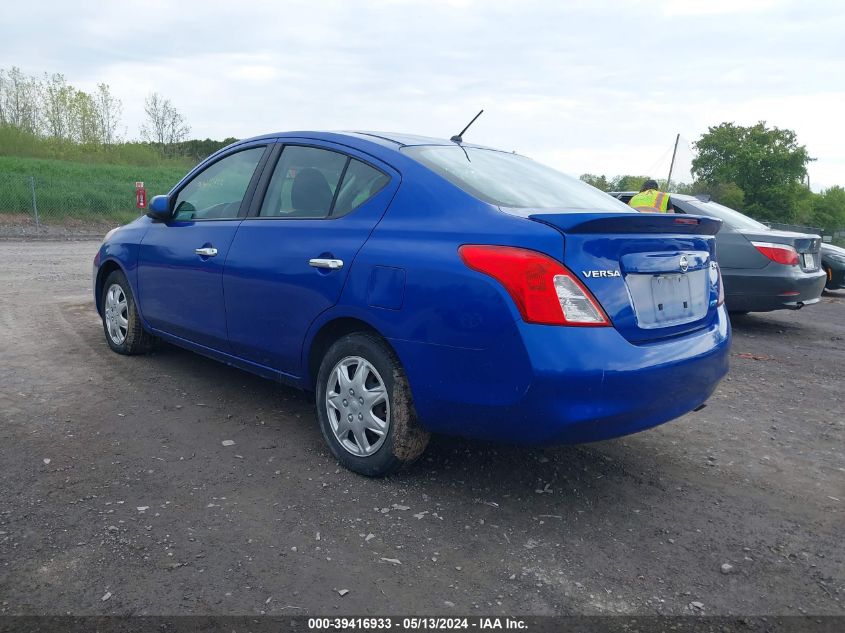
[147, 195, 172, 221]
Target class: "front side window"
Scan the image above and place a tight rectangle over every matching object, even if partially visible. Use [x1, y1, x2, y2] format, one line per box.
[260, 146, 390, 219]
[173, 147, 265, 220]
[403, 145, 633, 213]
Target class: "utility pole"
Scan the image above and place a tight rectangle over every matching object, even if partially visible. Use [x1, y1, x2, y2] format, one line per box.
[666, 133, 680, 191]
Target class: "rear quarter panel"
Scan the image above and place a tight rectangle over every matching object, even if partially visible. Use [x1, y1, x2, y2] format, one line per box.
[715, 229, 771, 269]
[302, 162, 567, 417]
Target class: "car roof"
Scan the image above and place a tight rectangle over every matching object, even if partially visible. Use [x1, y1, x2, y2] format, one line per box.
[343, 131, 456, 147]
[234, 130, 496, 150]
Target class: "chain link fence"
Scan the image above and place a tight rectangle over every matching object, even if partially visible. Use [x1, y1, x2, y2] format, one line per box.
[0, 171, 149, 239]
[766, 221, 823, 234]
[765, 222, 845, 243]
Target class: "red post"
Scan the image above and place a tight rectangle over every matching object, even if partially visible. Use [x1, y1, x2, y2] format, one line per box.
[135, 181, 147, 209]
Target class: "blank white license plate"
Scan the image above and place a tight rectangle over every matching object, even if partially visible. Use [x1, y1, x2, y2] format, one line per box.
[802, 253, 816, 268]
[626, 269, 708, 329]
[652, 273, 694, 320]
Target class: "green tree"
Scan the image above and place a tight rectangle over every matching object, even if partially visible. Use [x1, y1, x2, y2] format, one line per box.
[710, 182, 745, 210]
[39, 72, 73, 140]
[93, 83, 123, 145]
[579, 174, 661, 193]
[675, 181, 746, 210]
[691, 122, 812, 222]
[173, 137, 238, 161]
[610, 175, 652, 192]
[580, 173, 610, 191]
[140, 92, 190, 154]
[0, 66, 39, 133]
[810, 186, 845, 233]
[67, 89, 99, 144]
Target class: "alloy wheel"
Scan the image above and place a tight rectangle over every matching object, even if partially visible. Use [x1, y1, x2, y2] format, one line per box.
[325, 356, 390, 457]
[104, 283, 128, 346]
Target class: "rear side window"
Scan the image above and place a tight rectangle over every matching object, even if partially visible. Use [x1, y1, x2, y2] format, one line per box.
[260, 146, 389, 219]
[403, 145, 631, 213]
[333, 159, 390, 218]
[679, 199, 769, 231]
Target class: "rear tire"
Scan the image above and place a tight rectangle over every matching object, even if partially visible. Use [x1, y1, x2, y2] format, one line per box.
[315, 333, 430, 477]
[101, 269, 155, 355]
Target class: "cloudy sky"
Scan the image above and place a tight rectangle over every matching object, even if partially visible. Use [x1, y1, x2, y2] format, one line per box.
[2, 0, 843, 188]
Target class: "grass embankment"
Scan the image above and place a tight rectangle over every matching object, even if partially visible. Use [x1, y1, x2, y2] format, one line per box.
[0, 126, 199, 225]
[0, 156, 192, 225]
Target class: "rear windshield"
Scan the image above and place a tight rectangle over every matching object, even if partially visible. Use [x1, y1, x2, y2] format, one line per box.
[680, 199, 768, 231]
[403, 145, 633, 212]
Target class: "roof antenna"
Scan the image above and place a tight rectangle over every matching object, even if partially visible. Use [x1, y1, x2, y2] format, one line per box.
[450, 109, 484, 143]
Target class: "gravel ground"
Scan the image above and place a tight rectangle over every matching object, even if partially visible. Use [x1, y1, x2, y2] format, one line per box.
[0, 240, 842, 617]
[0, 217, 121, 241]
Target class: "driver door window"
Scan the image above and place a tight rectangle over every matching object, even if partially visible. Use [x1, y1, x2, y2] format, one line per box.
[173, 147, 265, 220]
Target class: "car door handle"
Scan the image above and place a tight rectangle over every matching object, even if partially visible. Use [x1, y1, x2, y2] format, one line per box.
[195, 247, 218, 257]
[309, 258, 344, 270]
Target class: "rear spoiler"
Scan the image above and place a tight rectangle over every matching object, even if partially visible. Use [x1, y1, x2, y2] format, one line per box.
[528, 212, 722, 236]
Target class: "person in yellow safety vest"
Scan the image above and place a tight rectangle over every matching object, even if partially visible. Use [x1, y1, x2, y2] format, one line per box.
[628, 179, 674, 213]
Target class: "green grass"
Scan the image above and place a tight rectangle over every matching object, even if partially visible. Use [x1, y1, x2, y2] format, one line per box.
[0, 156, 194, 225]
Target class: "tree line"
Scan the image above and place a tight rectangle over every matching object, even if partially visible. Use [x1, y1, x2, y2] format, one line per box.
[581, 122, 845, 233]
[0, 67, 123, 145]
[0, 66, 232, 161]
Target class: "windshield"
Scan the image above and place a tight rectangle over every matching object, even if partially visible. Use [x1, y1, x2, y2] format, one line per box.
[681, 199, 769, 230]
[403, 145, 633, 212]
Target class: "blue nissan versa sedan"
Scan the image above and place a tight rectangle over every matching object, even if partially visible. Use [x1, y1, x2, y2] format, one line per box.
[94, 131, 731, 476]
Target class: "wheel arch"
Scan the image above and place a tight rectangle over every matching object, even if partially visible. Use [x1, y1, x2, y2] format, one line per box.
[305, 316, 397, 391]
[95, 259, 127, 315]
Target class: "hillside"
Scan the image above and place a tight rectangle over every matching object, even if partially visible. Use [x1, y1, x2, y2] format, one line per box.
[0, 156, 193, 225]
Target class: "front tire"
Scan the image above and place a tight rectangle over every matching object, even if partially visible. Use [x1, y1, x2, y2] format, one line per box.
[316, 333, 430, 477]
[101, 269, 155, 355]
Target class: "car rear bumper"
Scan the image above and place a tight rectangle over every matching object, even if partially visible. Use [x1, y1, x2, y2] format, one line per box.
[391, 307, 731, 445]
[723, 266, 826, 312]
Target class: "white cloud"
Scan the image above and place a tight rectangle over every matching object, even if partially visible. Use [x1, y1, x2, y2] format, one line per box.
[1, 0, 843, 187]
[662, 0, 780, 15]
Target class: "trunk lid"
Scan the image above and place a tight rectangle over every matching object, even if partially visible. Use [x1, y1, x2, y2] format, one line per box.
[529, 212, 723, 343]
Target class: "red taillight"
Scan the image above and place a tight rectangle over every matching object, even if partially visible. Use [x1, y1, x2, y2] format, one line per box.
[458, 245, 609, 326]
[751, 241, 799, 266]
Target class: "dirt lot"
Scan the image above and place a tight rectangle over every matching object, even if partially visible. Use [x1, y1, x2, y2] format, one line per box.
[0, 239, 842, 617]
